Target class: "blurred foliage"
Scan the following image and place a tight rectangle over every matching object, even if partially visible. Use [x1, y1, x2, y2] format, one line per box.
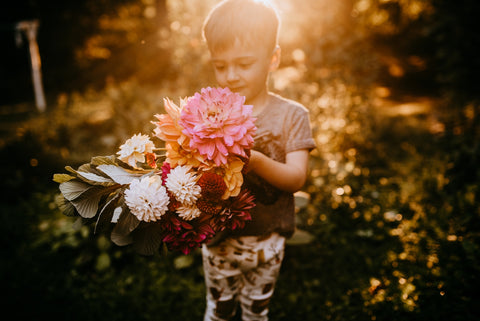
[1, 0, 480, 320]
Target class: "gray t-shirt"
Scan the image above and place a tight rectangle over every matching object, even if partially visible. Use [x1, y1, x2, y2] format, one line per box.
[233, 93, 316, 238]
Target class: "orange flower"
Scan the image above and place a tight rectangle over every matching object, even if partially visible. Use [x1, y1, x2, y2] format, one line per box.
[165, 142, 202, 169]
[218, 156, 245, 199]
[152, 98, 184, 143]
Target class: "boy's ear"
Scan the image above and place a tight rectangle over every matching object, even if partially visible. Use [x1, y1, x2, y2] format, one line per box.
[269, 46, 281, 72]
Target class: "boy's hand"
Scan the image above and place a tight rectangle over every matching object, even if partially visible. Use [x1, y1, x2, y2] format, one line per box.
[247, 149, 309, 193]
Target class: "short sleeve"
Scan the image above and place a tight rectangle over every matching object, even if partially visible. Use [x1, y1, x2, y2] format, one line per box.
[285, 105, 316, 153]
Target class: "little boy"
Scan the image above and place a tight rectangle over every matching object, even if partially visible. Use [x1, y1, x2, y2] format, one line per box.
[201, 1, 316, 320]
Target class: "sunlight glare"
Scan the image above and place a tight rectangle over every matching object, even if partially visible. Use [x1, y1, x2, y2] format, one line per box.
[355, 0, 371, 13]
[447, 235, 458, 241]
[144, 6, 156, 18]
[335, 187, 345, 196]
[291, 48, 306, 63]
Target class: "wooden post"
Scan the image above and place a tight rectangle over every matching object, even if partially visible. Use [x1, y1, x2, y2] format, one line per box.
[15, 20, 46, 112]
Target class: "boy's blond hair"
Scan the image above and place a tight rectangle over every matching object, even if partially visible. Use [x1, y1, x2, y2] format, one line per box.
[202, 0, 280, 54]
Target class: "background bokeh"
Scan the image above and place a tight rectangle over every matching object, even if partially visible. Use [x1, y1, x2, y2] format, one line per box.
[1, 0, 479, 320]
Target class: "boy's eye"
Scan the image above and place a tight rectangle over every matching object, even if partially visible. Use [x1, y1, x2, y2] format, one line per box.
[239, 63, 252, 69]
[214, 65, 225, 71]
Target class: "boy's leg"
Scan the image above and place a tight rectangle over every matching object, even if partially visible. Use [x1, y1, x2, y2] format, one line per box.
[202, 243, 243, 321]
[239, 233, 285, 321]
[202, 233, 286, 321]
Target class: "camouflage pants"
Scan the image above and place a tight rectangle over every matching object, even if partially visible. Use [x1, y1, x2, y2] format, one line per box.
[202, 233, 285, 321]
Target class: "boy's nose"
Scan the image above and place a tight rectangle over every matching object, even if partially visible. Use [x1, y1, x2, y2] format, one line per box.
[226, 66, 239, 82]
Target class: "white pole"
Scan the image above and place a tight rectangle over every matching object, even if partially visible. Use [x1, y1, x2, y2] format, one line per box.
[16, 20, 46, 112]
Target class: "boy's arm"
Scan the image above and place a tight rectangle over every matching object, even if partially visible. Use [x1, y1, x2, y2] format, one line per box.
[247, 149, 310, 193]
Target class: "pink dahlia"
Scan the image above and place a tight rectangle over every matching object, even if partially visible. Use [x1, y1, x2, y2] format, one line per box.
[179, 87, 256, 166]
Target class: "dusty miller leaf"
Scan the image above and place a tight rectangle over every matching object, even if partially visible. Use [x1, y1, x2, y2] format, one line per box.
[54, 193, 77, 217]
[110, 232, 132, 246]
[132, 222, 163, 256]
[90, 155, 118, 166]
[97, 164, 144, 185]
[70, 190, 104, 219]
[94, 193, 121, 234]
[110, 208, 140, 246]
[59, 180, 114, 218]
[53, 173, 76, 184]
[77, 163, 93, 173]
[59, 180, 93, 201]
[76, 171, 117, 186]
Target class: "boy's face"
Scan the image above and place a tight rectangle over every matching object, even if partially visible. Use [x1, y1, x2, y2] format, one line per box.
[209, 39, 278, 106]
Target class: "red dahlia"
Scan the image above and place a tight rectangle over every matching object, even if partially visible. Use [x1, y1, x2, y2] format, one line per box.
[210, 188, 255, 232]
[162, 215, 215, 254]
[198, 172, 227, 199]
[166, 190, 180, 212]
[196, 197, 222, 215]
[159, 211, 184, 233]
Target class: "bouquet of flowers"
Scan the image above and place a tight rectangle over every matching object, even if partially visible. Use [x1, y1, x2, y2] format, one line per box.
[53, 87, 257, 255]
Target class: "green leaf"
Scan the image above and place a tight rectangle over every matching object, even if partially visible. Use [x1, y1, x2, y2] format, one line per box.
[97, 164, 144, 185]
[53, 173, 76, 184]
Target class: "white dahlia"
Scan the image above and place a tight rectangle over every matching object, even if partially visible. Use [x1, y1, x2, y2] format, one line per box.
[177, 204, 202, 221]
[117, 133, 155, 168]
[124, 175, 169, 222]
[165, 165, 201, 206]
